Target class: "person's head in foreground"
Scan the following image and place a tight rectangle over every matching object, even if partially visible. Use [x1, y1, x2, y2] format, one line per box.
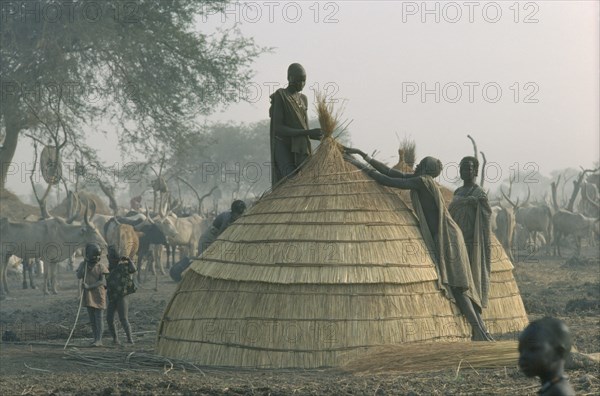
[518, 317, 575, 396]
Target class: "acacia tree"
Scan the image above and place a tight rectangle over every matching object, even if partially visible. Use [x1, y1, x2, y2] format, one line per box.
[166, 118, 353, 209]
[165, 120, 271, 208]
[1, 0, 265, 190]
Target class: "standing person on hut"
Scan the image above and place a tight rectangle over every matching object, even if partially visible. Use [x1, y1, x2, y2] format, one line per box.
[269, 63, 323, 187]
[76, 243, 109, 346]
[448, 156, 494, 340]
[106, 245, 137, 345]
[344, 148, 492, 341]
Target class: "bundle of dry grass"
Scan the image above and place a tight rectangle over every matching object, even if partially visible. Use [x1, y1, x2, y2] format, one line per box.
[401, 137, 416, 168]
[394, 136, 416, 172]
[392, 137, 416, 204]
[342, 341, 519, 374]
[315, 92, 340, 138]
[156, 110, 528, 369]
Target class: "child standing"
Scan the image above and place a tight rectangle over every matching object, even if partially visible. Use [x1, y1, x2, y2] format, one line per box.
[106, 245, 137, 345]
[518, 317, 576, 396]
[76, 243, 108, 347]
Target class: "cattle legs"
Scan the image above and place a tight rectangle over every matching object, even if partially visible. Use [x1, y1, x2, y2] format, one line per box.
[43, 261, 59, 295]
[0, 254, 8, 298]
[22, 258, 36, 290]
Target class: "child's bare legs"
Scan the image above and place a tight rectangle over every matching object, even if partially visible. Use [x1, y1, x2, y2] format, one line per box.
[87, 307, 104, 346]
[107, 297, 133, 345]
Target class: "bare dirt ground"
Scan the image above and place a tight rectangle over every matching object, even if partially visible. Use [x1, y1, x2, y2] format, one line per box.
[1, 244, 598, 396]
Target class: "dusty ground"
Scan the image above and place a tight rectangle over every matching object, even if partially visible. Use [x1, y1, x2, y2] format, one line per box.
[1, 244, 598, 396]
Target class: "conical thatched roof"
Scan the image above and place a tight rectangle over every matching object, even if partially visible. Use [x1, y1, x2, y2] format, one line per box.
[156, 138, 527, 369]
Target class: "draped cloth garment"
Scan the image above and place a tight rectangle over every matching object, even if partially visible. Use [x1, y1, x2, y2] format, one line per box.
[448, 185, 493, 309]
[409, 176, 481, 308]
[269, 88, 311, 186]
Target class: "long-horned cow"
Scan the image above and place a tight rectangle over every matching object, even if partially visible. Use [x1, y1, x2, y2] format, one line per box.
[495, 179, 529, 262]
[0, 205, 106, 296]
[515, 190, 553, 254]
[552, 210, 599, 256]
[112, 209, 174, 282]
[155, 203, 206, 268]
[577, 181, 600, 219]
[104, 218, 140, 263]
[495, 204, 516, 262]
[65, 191, 112, 232]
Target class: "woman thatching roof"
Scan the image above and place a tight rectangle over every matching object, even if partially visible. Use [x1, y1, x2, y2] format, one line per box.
[344, 150, 493, 341]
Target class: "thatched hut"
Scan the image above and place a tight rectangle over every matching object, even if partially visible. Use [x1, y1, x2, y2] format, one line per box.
[156, 137, 527, 369]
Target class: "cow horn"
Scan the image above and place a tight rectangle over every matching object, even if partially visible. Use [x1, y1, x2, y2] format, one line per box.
[66, 190, 72, 217]
[583, 183, 600, 207]
[158, 192, 165, 218]
[522, 186, 531, 207]
[164, 192, 172, 216]
[84, 201, 91, 226]
[162, 200, 169, 218]
[66, 191, 79, 224]
[500, 187, 517, 209]
[89, 199, 97, 221]
[171, 199, 181, 214]
[73, 192, 81, 217]
[145, 203, 154, 224]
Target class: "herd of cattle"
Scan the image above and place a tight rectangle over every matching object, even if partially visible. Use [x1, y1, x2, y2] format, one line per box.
[1, 179, 599, 299]
[0, 191, 210, 298]
[491, 183, 599, 260]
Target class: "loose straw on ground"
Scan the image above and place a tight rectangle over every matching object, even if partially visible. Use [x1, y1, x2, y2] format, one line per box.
[341, 341, 520, 375]
[63, 349, 206, 375]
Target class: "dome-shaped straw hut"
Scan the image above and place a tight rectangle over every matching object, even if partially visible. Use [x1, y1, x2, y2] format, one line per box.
[157, 136, 527, 370]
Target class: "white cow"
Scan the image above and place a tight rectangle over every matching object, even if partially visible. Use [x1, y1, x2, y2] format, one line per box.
[0, 205, 106, 296]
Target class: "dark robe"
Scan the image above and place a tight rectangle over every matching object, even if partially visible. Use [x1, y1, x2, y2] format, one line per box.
[196, 211, 235, 256]
[449, 185, 493, 309]
[269, 88, 311, 187]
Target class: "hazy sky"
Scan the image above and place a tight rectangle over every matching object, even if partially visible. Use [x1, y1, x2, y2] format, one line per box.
[7, 0, 599, 198]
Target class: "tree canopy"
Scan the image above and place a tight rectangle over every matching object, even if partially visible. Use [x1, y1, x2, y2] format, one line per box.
[1, 0, 266, 190]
